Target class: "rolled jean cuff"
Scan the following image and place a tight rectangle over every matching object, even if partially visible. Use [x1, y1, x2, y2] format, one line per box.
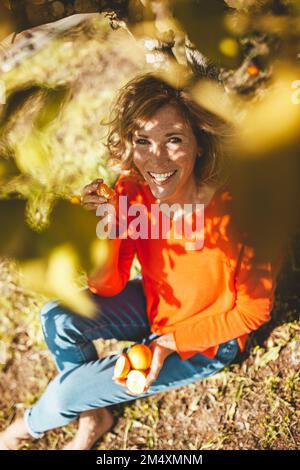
[24, 408, 45, 439]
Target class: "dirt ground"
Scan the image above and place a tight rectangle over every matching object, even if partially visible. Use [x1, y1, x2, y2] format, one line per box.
[0, 257, 299, 450]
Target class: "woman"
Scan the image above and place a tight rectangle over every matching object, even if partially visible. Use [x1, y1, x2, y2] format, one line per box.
[0, 73, 282, 450]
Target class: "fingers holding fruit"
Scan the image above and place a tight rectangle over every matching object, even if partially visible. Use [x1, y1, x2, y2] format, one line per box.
[143, 338, 175, 390]
[70, 178, 116, 211]
[83, 178, 104, 197]
[81, 194, 108, 211]
[96, 182, 116, 200]
[113, 344, 153, 396]
[143, 343, 167, 390]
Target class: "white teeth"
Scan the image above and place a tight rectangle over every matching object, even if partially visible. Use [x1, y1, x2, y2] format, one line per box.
[149, 170, 176, 182]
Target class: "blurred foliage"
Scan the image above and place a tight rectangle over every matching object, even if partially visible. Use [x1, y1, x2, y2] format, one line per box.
[172, 0, 237, 68]
[0, 1, 299, 312]
[0, 0, 299, 451]
[0, 13, 144, 311]
[192, 63, 300, 260]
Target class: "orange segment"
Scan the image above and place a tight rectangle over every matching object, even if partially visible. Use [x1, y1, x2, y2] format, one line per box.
[96, 182, 116, 200]
[113, 353, 131, 379]
[127, 344, 152, 371]
[126, 370, 147, 395]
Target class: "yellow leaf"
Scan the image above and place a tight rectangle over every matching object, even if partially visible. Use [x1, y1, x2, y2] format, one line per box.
[21, 244, 98, 318]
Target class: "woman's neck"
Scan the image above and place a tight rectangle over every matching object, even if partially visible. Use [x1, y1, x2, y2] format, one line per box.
[156, 177, 218, 219]
[158, 179, 217, 207]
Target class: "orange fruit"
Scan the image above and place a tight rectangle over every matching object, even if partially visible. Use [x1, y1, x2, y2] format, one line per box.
[113, 353, 131, 379]
[127, 344, 152, 370]
[96, 182, 116, 200]
[70, 195, 82, 204]
[247, 63, 259, 76]
[126, 370, 147, 395]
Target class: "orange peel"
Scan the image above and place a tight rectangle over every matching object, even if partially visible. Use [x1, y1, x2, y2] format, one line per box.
[127, 344, 152, 371]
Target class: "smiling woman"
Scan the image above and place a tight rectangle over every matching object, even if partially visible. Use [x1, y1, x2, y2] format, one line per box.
[105, 73, 233, 193]
[0, 72, 283, 451]
[131, 104, 200, 205]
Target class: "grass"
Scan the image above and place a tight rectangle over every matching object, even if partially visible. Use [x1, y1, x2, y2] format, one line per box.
[0, 254, 300, 450]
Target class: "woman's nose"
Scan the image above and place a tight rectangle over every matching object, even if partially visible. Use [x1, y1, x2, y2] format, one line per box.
[151, 143, 168, 160]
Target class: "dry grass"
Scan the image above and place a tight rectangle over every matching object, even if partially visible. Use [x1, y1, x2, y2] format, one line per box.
[0, 256, 299, 450]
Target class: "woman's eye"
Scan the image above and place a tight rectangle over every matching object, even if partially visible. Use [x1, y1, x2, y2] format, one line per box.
[168, 137, 182, 143]
[134, 137, 182, 145]
[136, 138, 149, 145]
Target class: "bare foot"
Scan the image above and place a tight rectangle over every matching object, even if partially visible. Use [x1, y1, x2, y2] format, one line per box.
[0, 417, 32, 450]
[63, 407, 114, 450]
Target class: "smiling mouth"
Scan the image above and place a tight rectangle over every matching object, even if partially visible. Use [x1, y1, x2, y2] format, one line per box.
[147, 170, 177, 184]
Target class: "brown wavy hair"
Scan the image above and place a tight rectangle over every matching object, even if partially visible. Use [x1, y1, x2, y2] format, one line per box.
[102, 72, 234, 187]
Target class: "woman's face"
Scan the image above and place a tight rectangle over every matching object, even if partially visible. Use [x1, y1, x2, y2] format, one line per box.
[132, 104, 201, 203]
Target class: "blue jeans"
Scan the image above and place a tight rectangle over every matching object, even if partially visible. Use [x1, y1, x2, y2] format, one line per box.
[24, 278, 239, 438]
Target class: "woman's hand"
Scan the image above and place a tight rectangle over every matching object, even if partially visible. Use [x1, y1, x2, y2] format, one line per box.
[143, 334, 176, 391]
[113, 333, 177, 395]
[81, 178, 116, 212]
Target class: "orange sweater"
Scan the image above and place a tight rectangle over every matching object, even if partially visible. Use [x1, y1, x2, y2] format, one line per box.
[88, 174, 282, 361]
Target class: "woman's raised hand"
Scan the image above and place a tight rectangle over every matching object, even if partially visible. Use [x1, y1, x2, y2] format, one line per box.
[81, 178, 116, 212]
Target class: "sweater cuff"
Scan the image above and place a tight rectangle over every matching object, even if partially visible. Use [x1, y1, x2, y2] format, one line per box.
[176, 350, 197, 361]
[174, 330, 202, 361]
[173, 328, 196, 355]
[174, 329, 219, 361]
